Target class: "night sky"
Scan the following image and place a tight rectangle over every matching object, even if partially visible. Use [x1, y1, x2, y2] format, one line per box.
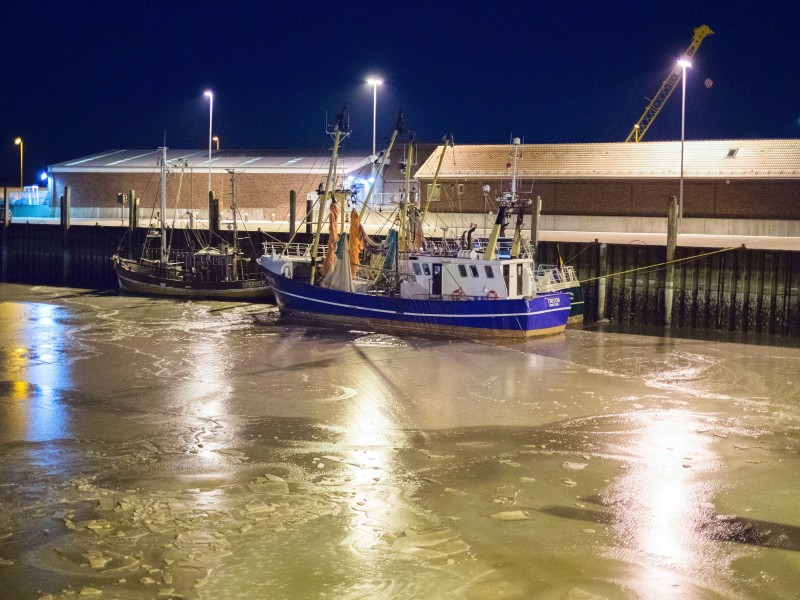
[2, 1, 799, 186]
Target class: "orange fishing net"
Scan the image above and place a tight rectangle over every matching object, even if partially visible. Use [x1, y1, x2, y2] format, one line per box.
[349, 209, 363, 276]
[322, 200, 340, 277]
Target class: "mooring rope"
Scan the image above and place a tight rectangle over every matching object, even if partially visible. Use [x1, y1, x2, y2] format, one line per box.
[576, 246, 737, 285]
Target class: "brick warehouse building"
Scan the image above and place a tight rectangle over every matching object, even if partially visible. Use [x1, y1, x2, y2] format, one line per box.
[47, 148, 374, 220]
[44, 140, 800, 235]
[414, 139, 800, 232]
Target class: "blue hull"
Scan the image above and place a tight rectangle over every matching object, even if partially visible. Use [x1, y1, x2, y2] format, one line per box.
[566, 282, 585, 323]
[262, 271, 570, 338]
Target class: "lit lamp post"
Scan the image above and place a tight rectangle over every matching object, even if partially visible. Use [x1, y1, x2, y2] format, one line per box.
[212, 136, 219, 151]
[203, 90, 214, 194]
[677, 57, 692, 224]
[366, 78, 383, 156]
[14, 137, 23, 188]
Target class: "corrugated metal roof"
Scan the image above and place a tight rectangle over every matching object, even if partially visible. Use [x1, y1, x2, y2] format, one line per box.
[414, 139, 800, 180]
[49, 149, 372, 174]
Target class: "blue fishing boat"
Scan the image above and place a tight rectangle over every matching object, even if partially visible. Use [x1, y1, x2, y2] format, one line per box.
[259, 238, 570, 338]
[257, 110, 570, 338]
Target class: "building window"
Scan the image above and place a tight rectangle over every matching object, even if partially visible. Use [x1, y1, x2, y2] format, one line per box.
[457, 183, 465, 195]
[427, 184, 441, 202]
[725, 148, 739, 158]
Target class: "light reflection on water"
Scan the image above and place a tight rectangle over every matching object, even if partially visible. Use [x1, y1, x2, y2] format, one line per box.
[1, 288, 799, 599]
[608, 410, 723, 596]
[0, 301, 71, 442]
[338, 340, 410, 559]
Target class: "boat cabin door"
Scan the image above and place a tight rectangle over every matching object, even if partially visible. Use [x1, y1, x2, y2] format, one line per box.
[432, 263, 442, 296]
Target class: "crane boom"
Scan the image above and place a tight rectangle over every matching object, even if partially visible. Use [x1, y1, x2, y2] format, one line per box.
[625, 25, 714, 142]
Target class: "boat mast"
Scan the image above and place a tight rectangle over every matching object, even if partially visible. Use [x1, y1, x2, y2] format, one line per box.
[509, 137, 525, 257]
[482, 205, 507, 260]
[511, 198, 527, 258]
[419, 132, 453, 224]
[159, 146, 168, 265]
[398, 133, 414, 251]
[510, 136, 520, 205]
[483, 139, 519, 258]
[358, 110, 404, 222]
[310, 107, 348, 285]
[228, 169, 239, 255]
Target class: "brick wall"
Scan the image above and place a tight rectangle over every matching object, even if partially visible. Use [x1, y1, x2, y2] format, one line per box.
[420, 178, 800, 220]
[48, 170, 800, 220]
[51, 171, 326, 218]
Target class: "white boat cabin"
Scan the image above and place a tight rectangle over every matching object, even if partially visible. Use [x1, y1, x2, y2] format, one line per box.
[400, 251, 535, 301]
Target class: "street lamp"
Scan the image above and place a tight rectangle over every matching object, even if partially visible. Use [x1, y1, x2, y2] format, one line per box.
[14, 137, 23, 188]
[677, 57, 692, 224]
[212, 136, 219, 151]
[203, 90, 213, 194]
[366, 78, 383, 156]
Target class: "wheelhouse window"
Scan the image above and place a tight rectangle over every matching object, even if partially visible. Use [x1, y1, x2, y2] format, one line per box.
[484, 266, 494, 278]
[422, 263, 431, 276]
[458, 265, 467, 277]
[412, 263, 422, 275]
[469, 265, 479, 277]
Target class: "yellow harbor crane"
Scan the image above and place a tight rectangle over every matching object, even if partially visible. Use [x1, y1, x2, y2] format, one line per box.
[625, 25, 714, 142]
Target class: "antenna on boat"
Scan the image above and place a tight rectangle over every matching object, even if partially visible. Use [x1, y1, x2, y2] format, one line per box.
[158, 145, 168, 265]
[358, 109, 404, 222]
[510, 136, 521, 205]
[325, 106, 350, 137]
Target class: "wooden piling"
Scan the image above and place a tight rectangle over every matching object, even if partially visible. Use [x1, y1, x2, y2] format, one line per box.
[664, 195, 678, 326]
[128, 190, 138, 231]
[306, 195, 313, 235]
[289, 190, 296, 236]
[530, 195, 542, 263]
[597, 242, 607, 321]
[1, 187, 9, 227]
[208, 191, 222, 234]
[0, 187, 8, 279]
[62, 187, 71, 283]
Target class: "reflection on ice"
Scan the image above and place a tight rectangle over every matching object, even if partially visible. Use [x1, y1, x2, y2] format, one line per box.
[0, 302, 71, 442]
[338, 350, 407, 557]
[607, 410, 722, 595]
[352, 333, 409, 348]
[2, 287, 800, 599]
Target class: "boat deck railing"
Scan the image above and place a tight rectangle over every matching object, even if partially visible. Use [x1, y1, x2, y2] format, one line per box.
[536, 264, 578, 285]
[422, 239, 463, 256]
[262, 242, 328, 259]
[471, 237, 532, 258]
[403, 292, 505, 302]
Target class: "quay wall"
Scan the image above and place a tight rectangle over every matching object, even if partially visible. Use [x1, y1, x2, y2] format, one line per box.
[1, 223, 799, 338]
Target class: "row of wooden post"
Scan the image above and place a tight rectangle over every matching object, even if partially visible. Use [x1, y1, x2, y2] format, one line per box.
[0, 186, 680, 328]
[526, 193, 678, 326]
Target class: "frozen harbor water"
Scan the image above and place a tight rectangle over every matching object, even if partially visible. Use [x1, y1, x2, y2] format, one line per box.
[0, 283, 798, 599]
